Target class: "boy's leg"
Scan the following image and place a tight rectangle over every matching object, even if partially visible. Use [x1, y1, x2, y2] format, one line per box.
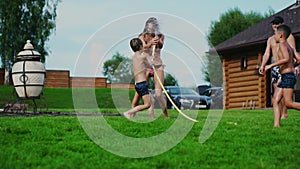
[142, 94, 151, 106]
[272, 87, 283, 127]
[131, 92, 140, 108]
[277, 83, 288, 119]
[273, 83, 288, 119]
[280, 99, 288, 119]
[148, 94, 155, 118]
[283, 88, 300, 110]
[154, 68, 169, 118]
[124, 94, 151, 119]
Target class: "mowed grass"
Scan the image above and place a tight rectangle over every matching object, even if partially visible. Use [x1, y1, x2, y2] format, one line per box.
[1, 86, 300, 168]
[0, 86, 136, 112]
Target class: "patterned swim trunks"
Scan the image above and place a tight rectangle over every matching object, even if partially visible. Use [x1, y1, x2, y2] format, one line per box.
[271, 66, 281, 84]
[278, 72, 296, 89]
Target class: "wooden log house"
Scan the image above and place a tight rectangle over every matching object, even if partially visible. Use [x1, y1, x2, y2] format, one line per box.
[210, 2, 300, 110]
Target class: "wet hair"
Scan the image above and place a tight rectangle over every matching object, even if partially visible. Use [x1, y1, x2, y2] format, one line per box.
[130, 38, 143, 52]
[142, 17, 161, 34]
[277, 24, 291, 39]
[270, 16, 284, 24]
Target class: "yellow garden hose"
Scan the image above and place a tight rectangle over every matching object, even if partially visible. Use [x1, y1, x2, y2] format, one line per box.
[151, 45, 198, 122]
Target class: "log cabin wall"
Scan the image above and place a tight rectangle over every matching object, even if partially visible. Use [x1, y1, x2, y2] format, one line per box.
[223, 54, 267, 110]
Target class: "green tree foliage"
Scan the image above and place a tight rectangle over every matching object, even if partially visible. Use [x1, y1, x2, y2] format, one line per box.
[204, 8, 274, 85]
[0, 0, 60, 84]
[207, 8, 270, 47]
[148, 72, 178, 89]
[103, 52, 134, 84]
[163, 73, 178, 86]
[147, 72, 178, 89]
[202, 54, 223, 87]
[103, 52, 178, 86]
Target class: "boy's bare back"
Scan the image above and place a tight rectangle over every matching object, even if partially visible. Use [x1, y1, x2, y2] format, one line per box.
[268, 34, 295, 63]
[265, 25, 295, 73]
[278, 42, 294, 74]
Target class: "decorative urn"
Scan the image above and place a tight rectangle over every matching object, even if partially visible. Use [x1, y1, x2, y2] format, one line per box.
[11, 40, 46, 99]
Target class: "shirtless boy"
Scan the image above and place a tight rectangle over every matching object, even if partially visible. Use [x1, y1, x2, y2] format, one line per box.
[123, 38, 154, 119]
[259, 16, 296, 119]
[264, 24, 300, 127]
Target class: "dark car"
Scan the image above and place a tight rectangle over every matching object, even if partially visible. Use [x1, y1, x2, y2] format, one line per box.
[200, 87, 223, 109]
[196, 84, 211, 95]
[161, 86, 211, 110]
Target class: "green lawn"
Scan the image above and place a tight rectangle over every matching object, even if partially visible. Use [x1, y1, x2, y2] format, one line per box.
[0, 86, 300, 168]
[0, 86, 136, 112]
[1, 110, 300, 169]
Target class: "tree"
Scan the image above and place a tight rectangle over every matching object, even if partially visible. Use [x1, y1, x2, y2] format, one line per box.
[204, 8, 274, 85]
[207, 7, 272, 47]
[0, 0, 60, 85]
[163, 73, 178, 86]
[202, 54, 223, 87]
[146, 72, 178, 89]
[103, 52, 178, 86]
[103, 52, 134, 84]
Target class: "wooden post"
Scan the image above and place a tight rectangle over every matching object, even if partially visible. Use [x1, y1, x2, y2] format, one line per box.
[257, 53, 265, 109]
[223, 58, 227, 110]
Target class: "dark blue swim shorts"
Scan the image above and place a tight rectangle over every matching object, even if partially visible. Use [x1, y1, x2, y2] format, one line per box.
[135, 81, 149, 97]
[278, 72, 296, 89]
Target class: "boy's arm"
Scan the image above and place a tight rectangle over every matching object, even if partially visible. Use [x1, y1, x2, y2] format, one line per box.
[259, 37, 272, 74]
[294, 50, 300, 64]
[287, 34, 300, 75]
[139, 35, 153, 50]
[287, 34, 296, 49]
[294, 51, 300, 76]
[287, 34, 300, 63]
[265, 43, 289, 71]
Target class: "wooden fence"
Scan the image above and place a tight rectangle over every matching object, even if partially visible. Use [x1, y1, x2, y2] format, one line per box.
[44, 70, 70, 88]
[0, 69, 133, 89]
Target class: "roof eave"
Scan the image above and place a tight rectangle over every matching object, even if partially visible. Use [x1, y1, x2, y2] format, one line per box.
[209, 31, 300, 56]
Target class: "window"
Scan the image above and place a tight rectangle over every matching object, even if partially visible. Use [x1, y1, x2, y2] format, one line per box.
[240, 56, 247, 70]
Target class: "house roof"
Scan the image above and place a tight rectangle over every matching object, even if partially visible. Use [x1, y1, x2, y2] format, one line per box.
[211, 2, 300, 55]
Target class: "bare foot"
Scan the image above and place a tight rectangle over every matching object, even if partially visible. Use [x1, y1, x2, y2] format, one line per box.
[281, 114, 288, 119]
[149, 112, 154, 119]
[123, 112, 132, 119]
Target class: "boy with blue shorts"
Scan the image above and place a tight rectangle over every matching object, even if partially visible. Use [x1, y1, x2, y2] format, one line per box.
[123, 38, 154, 119]
[259, 16, 297, 119]
[265, 24, 300, 127]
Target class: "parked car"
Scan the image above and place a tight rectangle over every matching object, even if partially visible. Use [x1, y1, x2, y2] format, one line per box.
[156, 86, 211, 110]
[196, 84, 211, 95]
[200, 87, 223, 109]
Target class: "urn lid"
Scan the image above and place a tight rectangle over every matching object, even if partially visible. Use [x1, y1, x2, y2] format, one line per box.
[17, 40, 41, 60]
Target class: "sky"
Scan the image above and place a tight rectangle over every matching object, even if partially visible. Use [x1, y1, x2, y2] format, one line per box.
[45, 0, 296, 87]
